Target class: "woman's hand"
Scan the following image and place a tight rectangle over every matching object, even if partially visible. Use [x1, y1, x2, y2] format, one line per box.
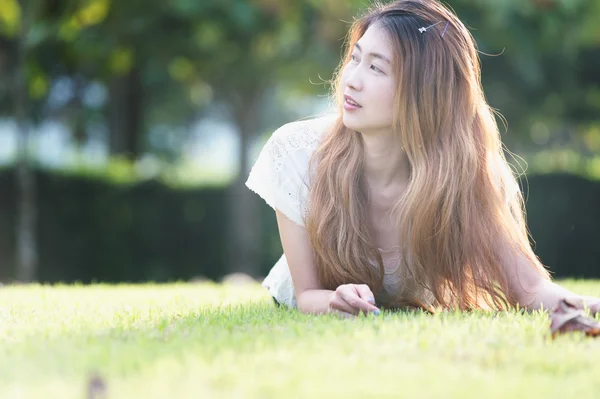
[327, 283, 381, 318]
[569, 295, 600, 316]
[550, 296, 600, 338]
[545, 294, 600, 316]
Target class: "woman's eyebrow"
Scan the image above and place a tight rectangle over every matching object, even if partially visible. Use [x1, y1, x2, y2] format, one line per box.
[354, 43, 391, 64]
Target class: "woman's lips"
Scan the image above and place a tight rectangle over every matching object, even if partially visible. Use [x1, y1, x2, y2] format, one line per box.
[343, 95, 362, 111]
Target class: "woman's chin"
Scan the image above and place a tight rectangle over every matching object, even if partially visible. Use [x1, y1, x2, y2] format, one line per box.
[342, 114, 363, 131]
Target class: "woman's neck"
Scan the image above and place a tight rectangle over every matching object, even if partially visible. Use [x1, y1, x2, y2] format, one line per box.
[361, 131, 410, 190]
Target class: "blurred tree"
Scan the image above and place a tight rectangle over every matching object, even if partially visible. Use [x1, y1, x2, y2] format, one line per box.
[451, 0, 600, 149]
[14, 0, 37, 281]
[188, 0, 365, 276]
[0, 0, 110, 281]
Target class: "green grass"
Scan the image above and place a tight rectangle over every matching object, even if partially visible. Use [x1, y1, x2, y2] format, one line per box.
[1, 279, 600, 399]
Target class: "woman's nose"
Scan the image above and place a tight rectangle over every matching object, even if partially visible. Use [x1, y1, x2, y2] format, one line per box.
[346, 68, 362, 91]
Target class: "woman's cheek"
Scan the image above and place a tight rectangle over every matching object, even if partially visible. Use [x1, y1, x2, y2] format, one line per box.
[374, 80, 394, 107]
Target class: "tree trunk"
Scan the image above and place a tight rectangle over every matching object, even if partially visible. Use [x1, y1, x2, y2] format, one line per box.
[108, 66, 143, 160]
[71, 75, 87, 164]
[226, 90, 264, 278]
[15, 0, 38, 282]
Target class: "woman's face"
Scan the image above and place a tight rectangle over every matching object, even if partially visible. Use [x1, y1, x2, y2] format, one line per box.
[340, 23, 396, 134]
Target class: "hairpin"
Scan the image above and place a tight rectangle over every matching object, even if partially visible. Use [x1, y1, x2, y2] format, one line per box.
[441, 21, 450, 38]
[418, 20, 450, 39]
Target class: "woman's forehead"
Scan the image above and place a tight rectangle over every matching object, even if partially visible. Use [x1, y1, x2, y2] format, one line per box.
[356, 24, 393, 58]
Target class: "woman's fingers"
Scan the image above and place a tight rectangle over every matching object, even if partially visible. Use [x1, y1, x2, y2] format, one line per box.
[582, 296, 600, 316]
[327, 306, 356, 319]
[593, 300, 600, 316]
[565, 295, 600, 317]
[329, 294, 360, 316]
[337, 285, 380, 315]
[354, 284, 377, 305]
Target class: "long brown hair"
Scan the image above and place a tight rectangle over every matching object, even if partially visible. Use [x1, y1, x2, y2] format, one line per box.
[305, 0, 551, 313]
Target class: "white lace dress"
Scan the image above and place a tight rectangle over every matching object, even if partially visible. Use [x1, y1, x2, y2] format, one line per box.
[245, 113, 419, 308]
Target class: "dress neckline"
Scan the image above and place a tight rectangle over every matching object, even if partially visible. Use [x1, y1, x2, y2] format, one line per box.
[376, 244, 401, 253]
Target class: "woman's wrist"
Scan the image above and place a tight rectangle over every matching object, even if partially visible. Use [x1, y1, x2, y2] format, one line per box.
[522, 280, 580, 313]
[296, 289, 336, 315]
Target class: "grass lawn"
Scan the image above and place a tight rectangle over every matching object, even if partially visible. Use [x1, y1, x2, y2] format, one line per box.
[1, 279, 600, 399]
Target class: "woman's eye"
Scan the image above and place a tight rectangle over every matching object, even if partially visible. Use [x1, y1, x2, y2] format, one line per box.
[350, 54, 359, 62]
[370, 65, 383, 73]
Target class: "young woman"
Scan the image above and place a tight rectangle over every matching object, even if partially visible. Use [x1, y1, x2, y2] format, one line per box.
[245, 0, 600, 318]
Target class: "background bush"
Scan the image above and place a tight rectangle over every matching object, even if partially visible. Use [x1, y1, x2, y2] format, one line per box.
[1, 167, 598, 283]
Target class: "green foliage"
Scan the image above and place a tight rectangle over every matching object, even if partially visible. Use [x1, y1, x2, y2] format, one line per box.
[1, 281, 600, 398]
[3, 0, 600, 151]
[526, 150, 600, 180]
[0, 0, 21, 36]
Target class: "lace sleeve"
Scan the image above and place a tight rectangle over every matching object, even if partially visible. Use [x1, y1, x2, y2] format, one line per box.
[245, 119, 324, 227]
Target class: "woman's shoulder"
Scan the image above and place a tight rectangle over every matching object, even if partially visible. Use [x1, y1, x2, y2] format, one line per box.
[246, 113, 337, 226]
[267, 112, 337, 153]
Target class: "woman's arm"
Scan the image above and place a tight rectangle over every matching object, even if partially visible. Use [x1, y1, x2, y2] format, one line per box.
[500, 245, 600, 314]
[275, 210, 379, 317]
[522, 279, 600, 315]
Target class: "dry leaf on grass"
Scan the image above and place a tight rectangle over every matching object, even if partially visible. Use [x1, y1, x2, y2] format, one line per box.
[87, 373, 107, 399]
[550, 298, 600, 339]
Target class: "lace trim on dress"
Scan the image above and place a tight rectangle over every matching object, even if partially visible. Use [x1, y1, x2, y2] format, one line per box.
[246, 116, 334, 227]
[266, 121, 321, 174]
[372, 245, 404, 291]
[377, 244, 401, 253]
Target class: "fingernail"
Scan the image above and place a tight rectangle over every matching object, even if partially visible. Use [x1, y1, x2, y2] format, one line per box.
[372, 309, 380, 316]
[367, 296, 375, 304]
